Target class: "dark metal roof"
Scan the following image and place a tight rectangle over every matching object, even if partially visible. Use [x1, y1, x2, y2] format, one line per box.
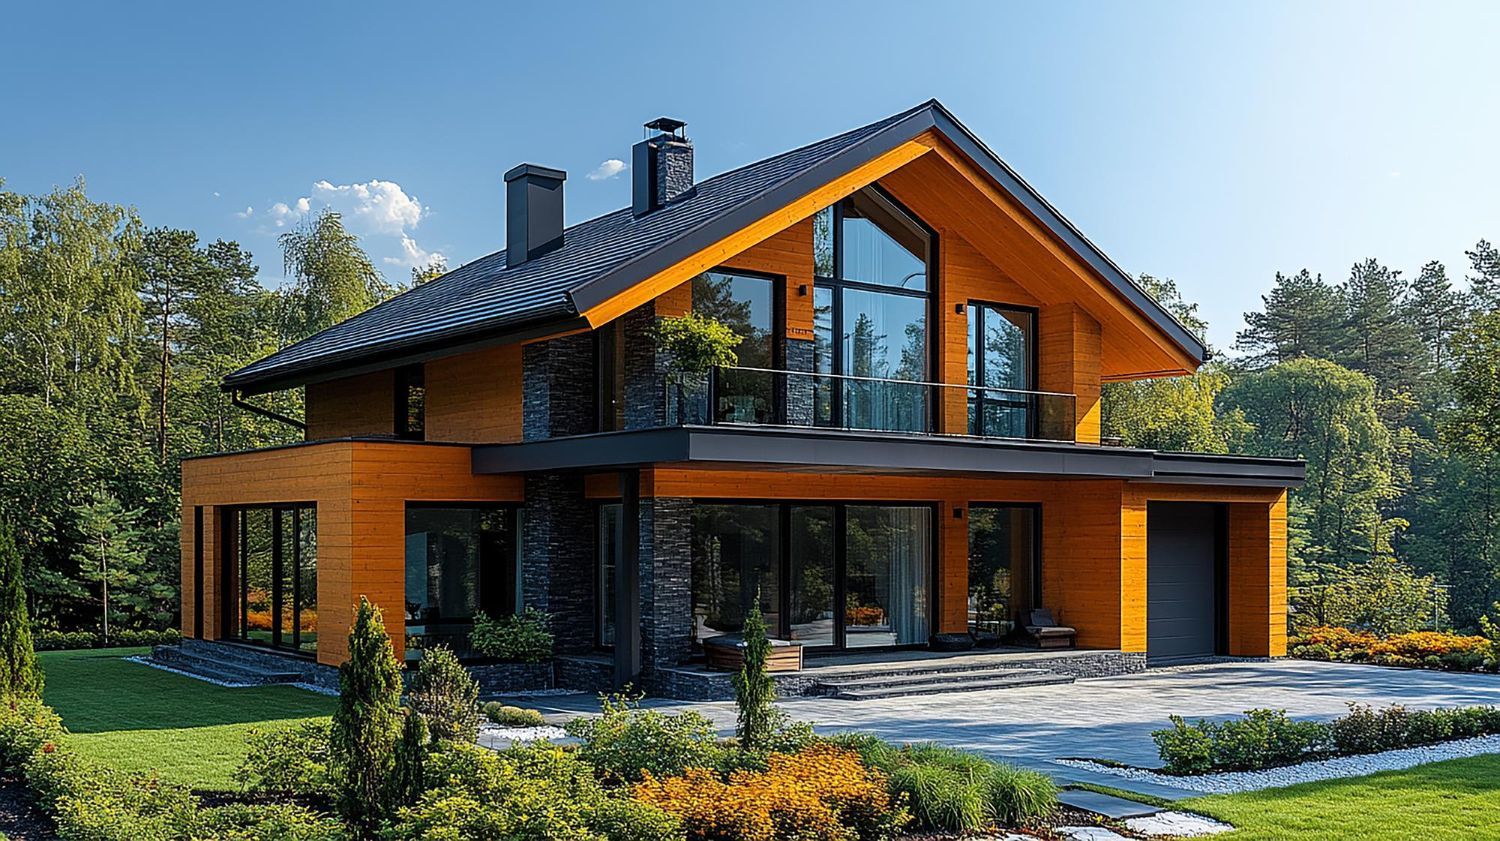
[470, 425, 1305, 488]
[227, 100, 1207, 393]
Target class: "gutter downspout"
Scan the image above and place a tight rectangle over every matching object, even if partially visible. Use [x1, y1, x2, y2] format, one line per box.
[230, 389, 307, 433]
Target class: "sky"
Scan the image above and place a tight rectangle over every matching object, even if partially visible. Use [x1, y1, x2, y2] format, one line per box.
[3, 1, 1498, 351]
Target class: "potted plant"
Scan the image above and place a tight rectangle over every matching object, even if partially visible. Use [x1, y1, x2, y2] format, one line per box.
[649, 312, 740, 424]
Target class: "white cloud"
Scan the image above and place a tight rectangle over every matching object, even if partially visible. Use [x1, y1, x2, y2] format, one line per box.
[587, 158, 627, 181]
[213, 191, 221, 198]
[254, 179, 439, 267]
[235, 206, 254, 219]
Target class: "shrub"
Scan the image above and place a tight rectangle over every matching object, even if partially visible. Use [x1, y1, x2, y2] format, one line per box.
[565, 691, 727, 784]
[0, 694, 64, 773]
[732, 597, 781, 752]
[633, 743, 907, 841]
[982, 762, 1059, 827]
[0, 524, 43, 697]
[1152, 715, 1216, 775]
[193, 803, 348, 840]
[234, 720, 333, 799]
[330, 596, 404, 833]
[470, 607, 555, 663]
[31, 627, 182, 651]
[390, 708, 428, 809]
[891, 762, 984, 832]
[1290, 626, 1498, 673]
[483, 701, 546, 727]
[1152, 709, 1328, 773]
[1329, 703, 1407, 755]
[406, 644, 480, 743]
[386, 741, 681, 841]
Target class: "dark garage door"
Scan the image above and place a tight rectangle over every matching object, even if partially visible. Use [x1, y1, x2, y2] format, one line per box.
[1147, 502, 1221, 662]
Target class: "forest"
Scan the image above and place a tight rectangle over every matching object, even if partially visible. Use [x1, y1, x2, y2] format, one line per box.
[2, 177, 1498, 637]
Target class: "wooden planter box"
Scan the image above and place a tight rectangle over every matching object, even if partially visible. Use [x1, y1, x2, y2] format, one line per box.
[702, 636, 804, 672]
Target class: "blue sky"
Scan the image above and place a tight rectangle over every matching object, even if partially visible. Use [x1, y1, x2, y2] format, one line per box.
[4, 1, 1497, 350]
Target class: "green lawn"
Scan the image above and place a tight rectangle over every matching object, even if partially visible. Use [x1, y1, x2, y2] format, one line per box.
[1182, 755, 1500, 840]
[40, 647, 335, 791]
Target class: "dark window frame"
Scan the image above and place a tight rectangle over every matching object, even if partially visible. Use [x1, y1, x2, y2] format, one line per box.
[695, 267, 787, 425]
[402, 502, 522, 652]
[225, 501, 318, 658]
[813, 186, 939, 431]
[965, 501, 1043, 630]
[395, 363, 426, 440]
[967, 301, 1039, 438]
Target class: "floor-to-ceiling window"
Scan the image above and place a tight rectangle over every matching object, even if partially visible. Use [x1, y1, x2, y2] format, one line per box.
[404, 505, 519, 660]
[597, 503, 622, 647]
[228, 504, 316, 654]
[693, 271, 779, 425]
[812, 188, 934, 432]
[967, 505, 1040, 638]
[968, 304, 1035, 438]
[676, 501, 933, 651]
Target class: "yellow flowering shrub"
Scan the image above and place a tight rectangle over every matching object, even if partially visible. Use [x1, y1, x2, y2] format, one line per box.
[633, 744, 908, 841]
[1292, 626, 1497, 672]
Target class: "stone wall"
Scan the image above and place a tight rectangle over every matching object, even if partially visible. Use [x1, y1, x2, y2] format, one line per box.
[640, 497, 693, 675]
[522, 473, 595, 654]
[521, 333, 595, 441]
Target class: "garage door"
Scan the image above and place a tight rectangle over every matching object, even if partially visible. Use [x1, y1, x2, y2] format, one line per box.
[1147, 502, 1220, 662]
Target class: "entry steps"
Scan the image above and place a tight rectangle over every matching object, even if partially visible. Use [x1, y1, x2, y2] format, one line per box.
[814, 664, 1073, 700]
[150, 642, 303, 687]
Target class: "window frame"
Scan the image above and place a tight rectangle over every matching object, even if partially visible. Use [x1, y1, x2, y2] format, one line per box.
[966, 301, 1039, 438]
[402, 502, 522, 657]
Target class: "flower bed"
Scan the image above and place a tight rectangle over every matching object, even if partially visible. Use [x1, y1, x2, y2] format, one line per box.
[1290, 626, 1497, 672]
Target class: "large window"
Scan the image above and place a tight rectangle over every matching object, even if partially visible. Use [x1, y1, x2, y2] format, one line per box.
[811, 188, 933, 432]
[693, 271, 778, 425]
[967, 505, 1040, 638]
[404, 505, 519, 660]
[396, 364, 425, 440]
[678, 502, 933, 651]
[967, 304, 1035, 437]
[228, 504, 316, 654]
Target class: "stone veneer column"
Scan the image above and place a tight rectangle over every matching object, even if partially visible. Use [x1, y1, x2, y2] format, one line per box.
[781, 338, 816, 426]
[639, 497, 693, 675]
[622, 302, 668, 429]
[521, 473, 595, 655]
[522, 333, 596, 441]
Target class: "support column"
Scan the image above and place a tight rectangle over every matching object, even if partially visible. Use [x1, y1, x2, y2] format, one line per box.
[641, 496, 693, 672]
[522, 473, 595, 654]
[1227, 492, 1289, 656]
[939, 501, 969, 634]
[781, 338, 816, 426]
[1038, 304, 1102, 444]
[614, 470, 642, 688]
[522, 334, 595, 441]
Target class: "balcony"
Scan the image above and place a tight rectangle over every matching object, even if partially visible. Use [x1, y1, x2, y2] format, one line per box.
[664, 366, 1077, 443]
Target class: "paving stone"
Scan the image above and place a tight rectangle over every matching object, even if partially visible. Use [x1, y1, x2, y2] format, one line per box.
[1125, 811, 1233, 837]
[1058, 788, 1161, 819]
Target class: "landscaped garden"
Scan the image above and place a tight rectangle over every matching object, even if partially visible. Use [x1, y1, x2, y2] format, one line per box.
[1290, 626, 1500, 673]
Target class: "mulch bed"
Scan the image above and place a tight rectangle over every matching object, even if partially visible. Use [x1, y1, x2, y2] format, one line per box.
[0, 776, 56, 841]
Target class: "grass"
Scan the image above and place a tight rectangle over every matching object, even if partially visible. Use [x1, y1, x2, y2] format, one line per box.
[1181, 755, 1500, 840]
[40, 647, 335, 791]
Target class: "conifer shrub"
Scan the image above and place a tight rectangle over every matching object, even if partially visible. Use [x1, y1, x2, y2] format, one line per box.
[0, 523, 43, 697]
[405, 644, 480, 743]
[329, 596, 403, 834]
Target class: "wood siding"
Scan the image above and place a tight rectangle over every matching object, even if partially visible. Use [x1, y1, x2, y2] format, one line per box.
[305, 370, 395, 439]
[424, 344, 524, 443]
[721, 215, 817, 340]
[180, 441, 521, 666]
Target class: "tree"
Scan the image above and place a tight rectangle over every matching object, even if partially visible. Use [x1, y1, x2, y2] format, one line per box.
[1338, 259, 1422, 392]
[1219, 358, 1396, 566]
[331, 597, 404, 834]
[278, 210, 392, 344]
[1135, 274, 1209, 341]
[1466, 240, 1500, 311]
[70, 487, 152, 639]
[136, 227, 208, 462]
[1103, 364, 1248, 453]
[732, 595, 780, 750]
[1236, 270, 1344, 366]
[1437, 310, 1500, 625]
[389, 708, 427, 809]
[1405, 260, 1469, 372]
[0, 521, 43, 696]
[410, 258, 447, 286]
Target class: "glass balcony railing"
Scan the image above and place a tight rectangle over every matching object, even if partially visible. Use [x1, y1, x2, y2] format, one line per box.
[665, 366, 1077, 443]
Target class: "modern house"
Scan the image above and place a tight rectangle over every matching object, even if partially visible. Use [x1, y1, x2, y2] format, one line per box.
[176, 100, 1302, 696]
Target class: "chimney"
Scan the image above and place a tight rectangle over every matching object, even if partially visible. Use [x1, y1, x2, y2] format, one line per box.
[504, 164, 567, 267]
[632, 117, 693, 215]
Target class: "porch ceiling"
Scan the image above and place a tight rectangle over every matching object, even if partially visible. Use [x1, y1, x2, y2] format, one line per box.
[470, 426, 1304, 488]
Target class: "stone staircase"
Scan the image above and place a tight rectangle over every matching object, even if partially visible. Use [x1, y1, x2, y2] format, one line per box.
[813, 663, 1074, 700]
[149, 640, 306, 687]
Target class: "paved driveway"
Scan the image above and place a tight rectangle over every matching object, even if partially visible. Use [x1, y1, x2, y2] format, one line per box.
[525, 660, 1500, 770]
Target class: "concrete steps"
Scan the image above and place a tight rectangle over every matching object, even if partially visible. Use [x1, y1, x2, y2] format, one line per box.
[815, 665, 1074, 700]
[150, 643, 303, 686]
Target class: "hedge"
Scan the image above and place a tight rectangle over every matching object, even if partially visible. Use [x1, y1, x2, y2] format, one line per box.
[32, 628, 182, 651]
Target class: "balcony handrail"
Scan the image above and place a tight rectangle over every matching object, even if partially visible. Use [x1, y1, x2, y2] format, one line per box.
[719, 365, 1076, 400]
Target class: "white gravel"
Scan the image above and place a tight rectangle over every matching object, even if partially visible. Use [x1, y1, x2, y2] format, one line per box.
[1057, 735, 1500, 793]
[479, 724, 569, 742]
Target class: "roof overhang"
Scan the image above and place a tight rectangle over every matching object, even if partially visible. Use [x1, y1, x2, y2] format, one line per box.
[471, 426, 1303, 487]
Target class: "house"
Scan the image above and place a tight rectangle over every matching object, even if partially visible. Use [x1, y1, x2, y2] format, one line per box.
[176, 101, 1303, 695]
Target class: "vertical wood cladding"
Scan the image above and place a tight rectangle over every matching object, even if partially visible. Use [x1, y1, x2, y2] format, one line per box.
[180, 441, 521, 667]
[305, 370, 396, 440]
[1038, 304, 1102, 444]
[424, 344, 523, 443]
[1227, 491, 1289, 656]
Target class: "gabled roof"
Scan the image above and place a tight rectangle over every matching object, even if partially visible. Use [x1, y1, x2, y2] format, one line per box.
[226, 100, 1206, 393]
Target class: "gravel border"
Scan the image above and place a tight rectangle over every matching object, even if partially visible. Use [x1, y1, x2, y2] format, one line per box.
[1057, 735, 1500, 793]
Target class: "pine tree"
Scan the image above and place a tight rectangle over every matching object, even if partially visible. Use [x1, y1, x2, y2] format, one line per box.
[1236, 270, 1345, 366]
[70, 487, 149, 640]
[0, 521, 44, 697]
[1467, 240, 1500, 311]
[331, 597, 404, 834]
[732, 595, 780, 750]
[1340, 258, 1422, 391]
[1406, 260, 1469, 371]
